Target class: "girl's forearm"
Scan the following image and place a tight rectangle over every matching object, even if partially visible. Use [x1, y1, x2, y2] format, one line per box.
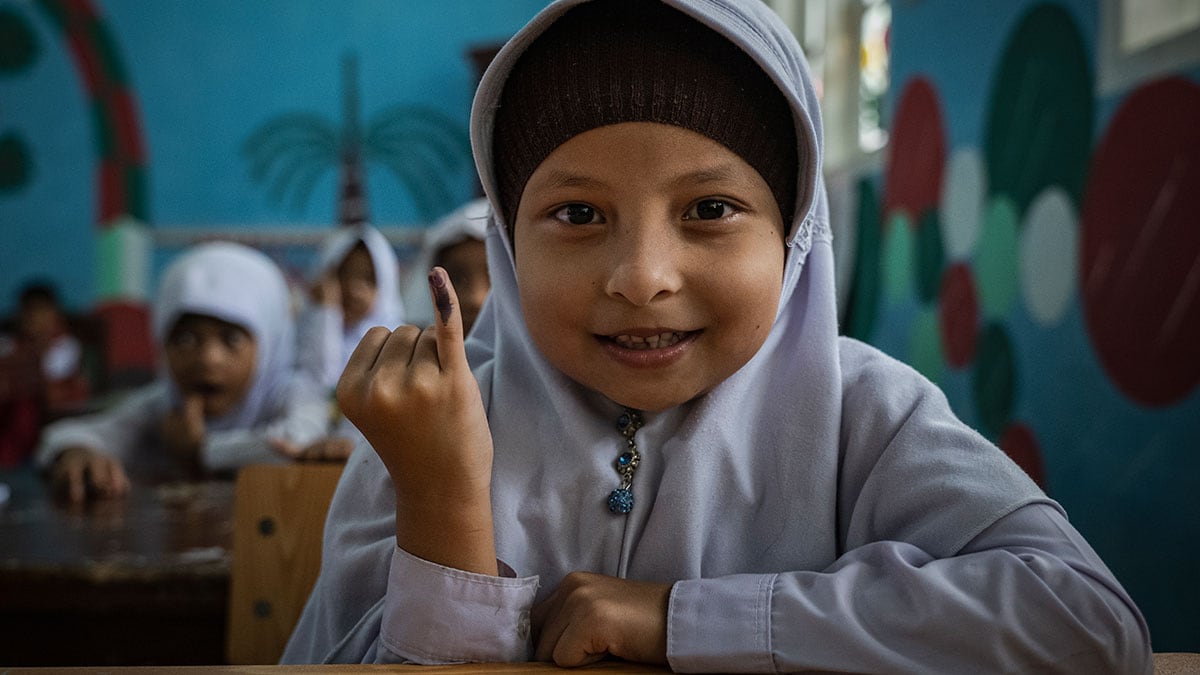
[394, 482, 498, 576]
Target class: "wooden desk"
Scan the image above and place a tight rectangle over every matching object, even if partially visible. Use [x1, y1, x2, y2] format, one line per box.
[0, 663, 671, 674]
[5, 655, 1198, 674]
[0, 466, 235, 666]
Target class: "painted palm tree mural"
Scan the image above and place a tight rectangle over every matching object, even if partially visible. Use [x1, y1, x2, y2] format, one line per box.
[0, 6, 37, 194]
[243, 53, 471, 224]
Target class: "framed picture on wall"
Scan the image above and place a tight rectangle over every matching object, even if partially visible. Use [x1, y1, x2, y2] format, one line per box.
[1099, 0, 1200, 93]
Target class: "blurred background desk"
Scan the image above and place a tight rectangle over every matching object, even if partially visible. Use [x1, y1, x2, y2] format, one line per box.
[0, 466, 234, 666]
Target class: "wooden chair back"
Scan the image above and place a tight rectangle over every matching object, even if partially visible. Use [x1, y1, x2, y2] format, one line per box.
[225, 462, 344, 664]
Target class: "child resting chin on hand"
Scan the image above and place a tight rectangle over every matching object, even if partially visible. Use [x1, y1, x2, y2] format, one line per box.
[36, 242, 328, 502]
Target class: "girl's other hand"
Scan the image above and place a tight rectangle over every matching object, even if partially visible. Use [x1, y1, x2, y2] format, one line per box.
[336, 267, 496, 574]
[310, 272, 341, 306]
[270, 435, 354, 462]
[50, 446, 130, 503]
[532, 572, 672, 667]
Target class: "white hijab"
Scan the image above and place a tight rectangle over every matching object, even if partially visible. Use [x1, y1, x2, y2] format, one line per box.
[309, 224, 405, 355]
[468, 0, 850, 576]
[153, 241, 294, 431]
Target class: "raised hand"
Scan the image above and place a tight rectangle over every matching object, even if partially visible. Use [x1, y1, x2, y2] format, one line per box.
[310, 271, 341, 307]
[269, 435, 354, 462]
[161, 393, 205, 472]
[532, 571, 672, 667]
[336, 267, 497, 575]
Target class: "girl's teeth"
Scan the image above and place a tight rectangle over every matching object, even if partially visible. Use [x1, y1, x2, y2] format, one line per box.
[613, 332, 684, 350]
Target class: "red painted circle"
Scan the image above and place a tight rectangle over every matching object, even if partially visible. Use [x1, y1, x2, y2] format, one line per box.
[883, 78, 946, 221]
[1000, 422, 1045, 489]
[1080, 77, 1200, 406]
[939, 262, 979, 368]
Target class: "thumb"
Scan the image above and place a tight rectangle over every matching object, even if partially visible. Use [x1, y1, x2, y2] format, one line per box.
[183, 393, 205, 422]
[428, 266, 468, 370]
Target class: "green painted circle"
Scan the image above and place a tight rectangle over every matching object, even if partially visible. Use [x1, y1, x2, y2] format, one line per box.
[984, 3, 1093, 215]
[844, 178, 883, 341]
[909, 305, 945, 384]
[971, 322, 1017, 439]
[915, 209, 945, 303]
[976, 196, 1020, 318]
[882, 211, 915, 306]
[0, 8, 38, 74]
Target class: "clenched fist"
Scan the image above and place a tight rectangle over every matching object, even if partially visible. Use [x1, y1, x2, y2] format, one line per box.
[336, 267, 498, 575]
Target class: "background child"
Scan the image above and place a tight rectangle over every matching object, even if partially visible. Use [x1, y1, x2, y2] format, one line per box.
[35, 242, 328, 502]
[0, 282, 91, 467]
[298, 224, 405, 392]
[284, 0, 1151, 671]
[404, 198, 491, 334]
[292, 224, 405, 460]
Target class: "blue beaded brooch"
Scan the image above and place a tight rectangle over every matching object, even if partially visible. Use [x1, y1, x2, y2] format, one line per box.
[607, 409, 643, 514]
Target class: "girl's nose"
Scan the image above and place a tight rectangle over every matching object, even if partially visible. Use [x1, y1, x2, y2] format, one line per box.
[604, 221, 682, 307]
[196, 337, 226, 367]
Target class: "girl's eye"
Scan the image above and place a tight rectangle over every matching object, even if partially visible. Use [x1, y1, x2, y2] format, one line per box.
[169, 331, 198, 349]
[554, 203, 602, 226]
[223, 329, 248, 349]
[685, 199, 734, 220]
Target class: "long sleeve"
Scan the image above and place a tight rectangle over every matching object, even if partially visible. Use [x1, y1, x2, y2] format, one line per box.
[200, 374, 329, 472]
[666, 502, 1152, 674]
[374, 547, 539, 664]
[296, 303, 344, 392]
[33, 384, 167, 468]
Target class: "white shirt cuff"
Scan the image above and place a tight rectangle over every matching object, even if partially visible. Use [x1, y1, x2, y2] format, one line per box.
[668, 573, 777, 673]
[379, 546, 539, 664]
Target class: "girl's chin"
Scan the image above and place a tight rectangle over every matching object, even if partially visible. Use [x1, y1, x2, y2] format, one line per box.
[599, 384, 705, 413]
[202, 398, 235, 418]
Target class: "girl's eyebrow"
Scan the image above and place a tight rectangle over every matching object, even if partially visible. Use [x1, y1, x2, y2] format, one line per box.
[540, 164, 746, 191]
[670, 164, 744, 188]
[538, 169, 609, 191]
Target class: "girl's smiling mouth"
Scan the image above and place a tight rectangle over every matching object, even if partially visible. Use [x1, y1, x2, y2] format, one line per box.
[598, 329, 700, 367]
[611, 331, 689, 350]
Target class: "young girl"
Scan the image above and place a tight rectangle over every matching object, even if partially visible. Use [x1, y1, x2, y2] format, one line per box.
[404, 198, 491, 334]
[35, 242, 328, 502]
[299, 224, 405, 392]
[284, 1, 1151, 671]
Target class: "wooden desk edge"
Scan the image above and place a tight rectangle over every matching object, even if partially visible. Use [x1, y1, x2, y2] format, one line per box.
[3, 653, 1195, 674]
[1, 662, 668, 674]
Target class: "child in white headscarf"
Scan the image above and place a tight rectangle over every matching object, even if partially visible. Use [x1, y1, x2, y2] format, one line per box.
[284, 1, 1151, 671]
[404, 198, 491, 334]
[35, 242, 328, 502]
[298, 224, 405, 392]
[295, 224, 406, 459]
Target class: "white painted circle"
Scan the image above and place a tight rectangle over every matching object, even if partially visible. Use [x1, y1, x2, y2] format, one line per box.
[1020, 187, 1078, 325]
[940, 148, 987, 260]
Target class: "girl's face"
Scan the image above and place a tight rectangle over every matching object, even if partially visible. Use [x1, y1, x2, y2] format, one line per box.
[513, 121, 787, 412]
[338, 243, 378, 325]
[164, 314, 257, 417]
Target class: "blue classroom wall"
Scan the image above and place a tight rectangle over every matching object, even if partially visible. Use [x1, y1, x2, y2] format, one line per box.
[2, 0, 1197, 656]
[863, 0, 1200, 652]
[0, 0, 550, 315]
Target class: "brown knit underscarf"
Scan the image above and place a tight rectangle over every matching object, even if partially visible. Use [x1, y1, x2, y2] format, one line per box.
[492, 0, 799, 229]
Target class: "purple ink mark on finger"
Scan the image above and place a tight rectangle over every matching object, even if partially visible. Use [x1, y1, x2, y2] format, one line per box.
[429, 269, 453, 324]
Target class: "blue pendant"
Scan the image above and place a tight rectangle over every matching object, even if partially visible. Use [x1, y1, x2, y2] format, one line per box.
[607, 488, 634, 514]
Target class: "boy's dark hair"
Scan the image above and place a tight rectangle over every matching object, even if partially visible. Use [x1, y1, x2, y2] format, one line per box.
[493, 0, 798, 228]
[18, 280, 60, 309]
